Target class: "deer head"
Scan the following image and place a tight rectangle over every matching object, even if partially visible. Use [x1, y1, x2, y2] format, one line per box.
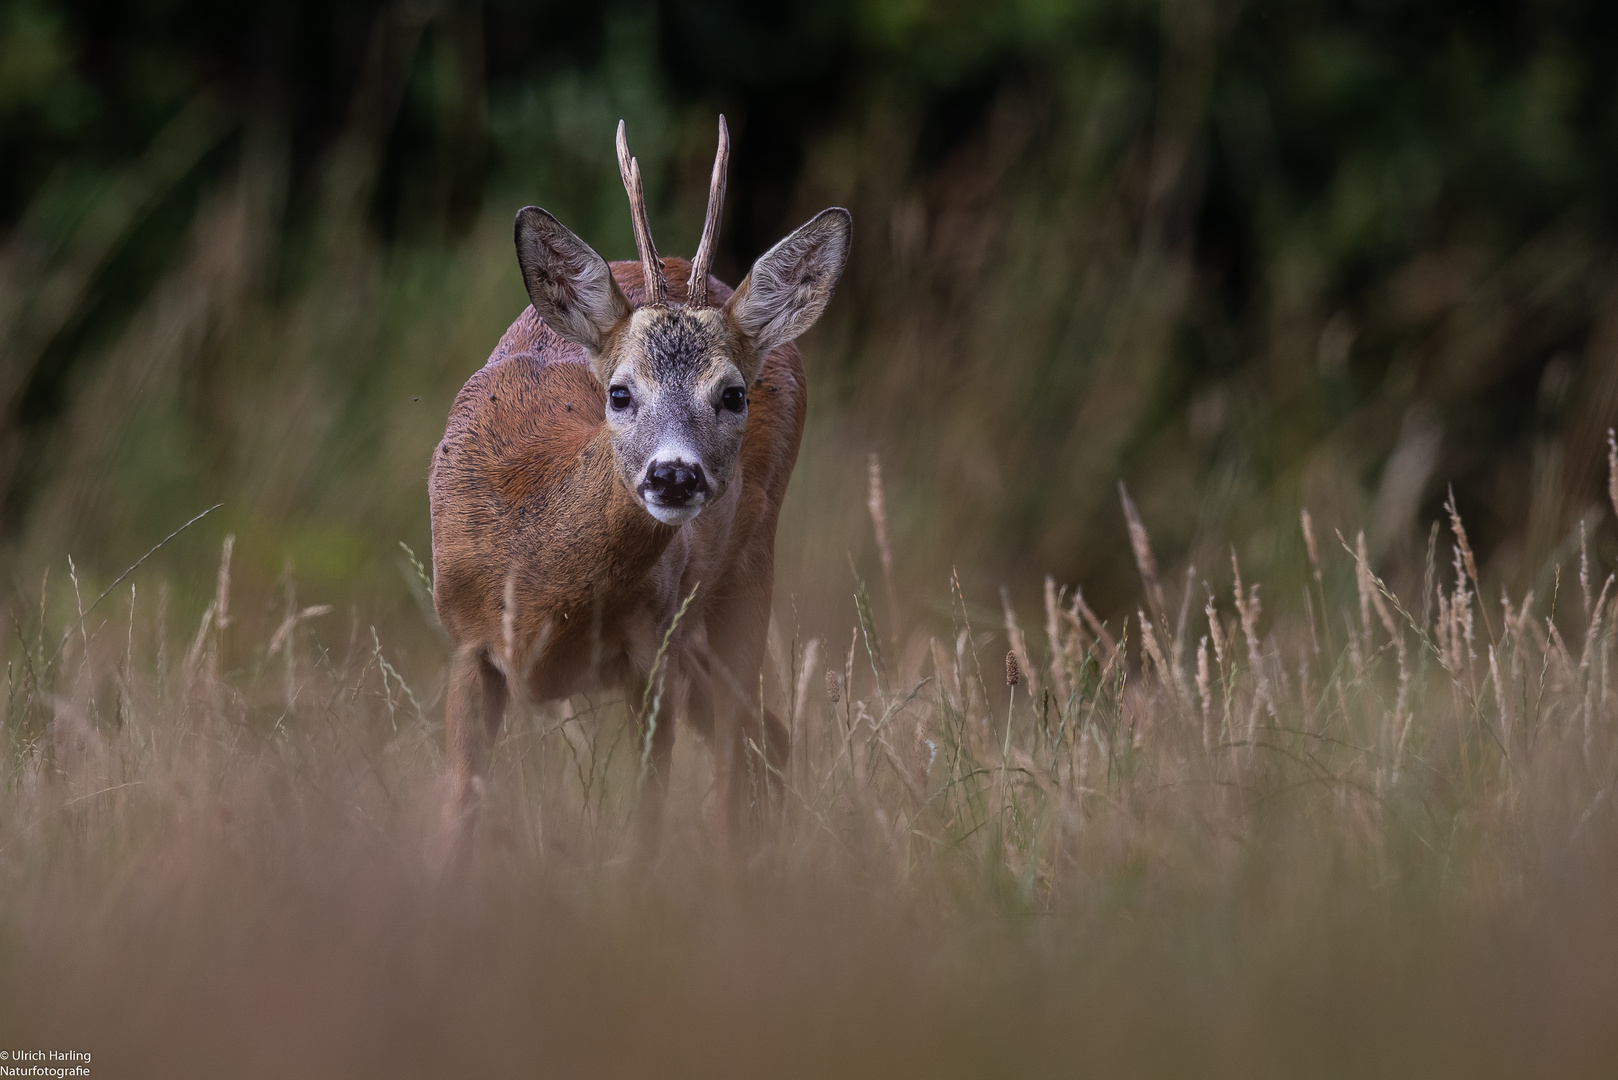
[513, 117, 851, 526]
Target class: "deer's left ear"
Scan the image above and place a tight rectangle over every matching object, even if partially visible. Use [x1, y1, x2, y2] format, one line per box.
[726, 208, 851, 367]
[515, 206, 632, 353]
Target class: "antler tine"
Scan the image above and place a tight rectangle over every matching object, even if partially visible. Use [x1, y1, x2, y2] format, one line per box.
[688, 114, 729, 308]
[616, 119, 667, 306]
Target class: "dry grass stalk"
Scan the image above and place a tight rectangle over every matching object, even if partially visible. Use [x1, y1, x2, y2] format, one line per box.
[1300, 508, 1322, 582]
[794, 638, 822, 725]
[1138, 610, 1185, 710]
[867, 453, 899, 637]
[1070, 587, 1118, 666]
[1347, 531, 1412, 772]
[1001, 586, 1037, 702]
[843, 626, 859, 731]
[182, 535, 234, 709]
[1230, 547, 1271, 743]
[66, 555, 95, 717]
[1581, 521, 1593, 622]
[1044, 574, 1070, 707]
[1205, 593, 1226, 669]
[1446, 486, 1493, 643]
[1354, 530, 1373, 644]
[1489, 644, 1510, 749]
[1609, 427, 1618, 522]
[1196, 634, 1212, 750]
[1578, 573, 1614, 759]
[930, 637, 958, 712]
[1119, 481, 1168, 626]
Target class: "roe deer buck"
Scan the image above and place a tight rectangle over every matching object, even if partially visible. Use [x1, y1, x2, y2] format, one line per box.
[429, 116, 850, 863]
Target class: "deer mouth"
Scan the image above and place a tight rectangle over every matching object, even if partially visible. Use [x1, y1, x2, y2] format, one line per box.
[640, 496, 706, 526]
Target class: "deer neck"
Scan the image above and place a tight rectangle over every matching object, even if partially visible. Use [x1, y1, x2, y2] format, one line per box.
[570, 424, 677, 600]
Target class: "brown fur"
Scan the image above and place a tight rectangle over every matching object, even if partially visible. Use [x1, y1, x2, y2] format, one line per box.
[429, 258, 801, 862]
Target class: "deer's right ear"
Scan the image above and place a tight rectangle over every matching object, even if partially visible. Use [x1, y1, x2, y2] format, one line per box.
[726, 208, 851, 367]
[515, 207, 631, 352]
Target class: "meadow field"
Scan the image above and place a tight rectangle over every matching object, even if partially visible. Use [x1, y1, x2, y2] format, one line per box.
[4, 472, 1618, 1076]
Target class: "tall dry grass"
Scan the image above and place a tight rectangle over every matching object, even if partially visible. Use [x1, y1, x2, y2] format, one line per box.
[3, 447, 1618, 1077]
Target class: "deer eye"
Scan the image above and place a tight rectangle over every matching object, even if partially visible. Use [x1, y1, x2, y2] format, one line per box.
[608, 386, 632, 410]
[721, 386, 746, 413]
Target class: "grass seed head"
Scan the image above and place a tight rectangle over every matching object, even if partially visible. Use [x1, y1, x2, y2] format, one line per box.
[1608, 427, 1618, 522]
[1300, 508, 1320, 574]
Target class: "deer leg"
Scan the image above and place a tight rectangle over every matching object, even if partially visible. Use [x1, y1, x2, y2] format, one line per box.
[443, 644, 508, 873]
[706, 600, 789, 854]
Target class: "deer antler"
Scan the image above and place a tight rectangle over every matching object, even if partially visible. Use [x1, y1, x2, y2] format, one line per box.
[616, 120, 667, 306]
[688, 115, 729, 308]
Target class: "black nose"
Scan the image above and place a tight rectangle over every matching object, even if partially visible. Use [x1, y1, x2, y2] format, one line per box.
[644, 461, 708, 504]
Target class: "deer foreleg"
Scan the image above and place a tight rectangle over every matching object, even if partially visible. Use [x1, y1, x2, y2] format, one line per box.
[442, 644, 508, 873]
[705, 609, 789, 855]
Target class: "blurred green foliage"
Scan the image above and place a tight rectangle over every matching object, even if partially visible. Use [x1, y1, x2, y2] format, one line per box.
[4, 0, 1618, 635]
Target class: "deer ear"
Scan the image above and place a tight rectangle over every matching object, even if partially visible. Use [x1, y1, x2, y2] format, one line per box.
[726, 208, 851, 363]
[515, 207, 631, 351]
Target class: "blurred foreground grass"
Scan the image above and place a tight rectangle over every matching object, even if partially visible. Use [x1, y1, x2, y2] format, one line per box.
[3, 473, 1617, 1077]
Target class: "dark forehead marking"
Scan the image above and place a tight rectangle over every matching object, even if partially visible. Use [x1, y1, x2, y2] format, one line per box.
[640, 310, 725, 381]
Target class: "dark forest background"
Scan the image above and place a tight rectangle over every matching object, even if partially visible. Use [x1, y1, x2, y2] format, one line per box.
[5, 0, 1618, 640]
